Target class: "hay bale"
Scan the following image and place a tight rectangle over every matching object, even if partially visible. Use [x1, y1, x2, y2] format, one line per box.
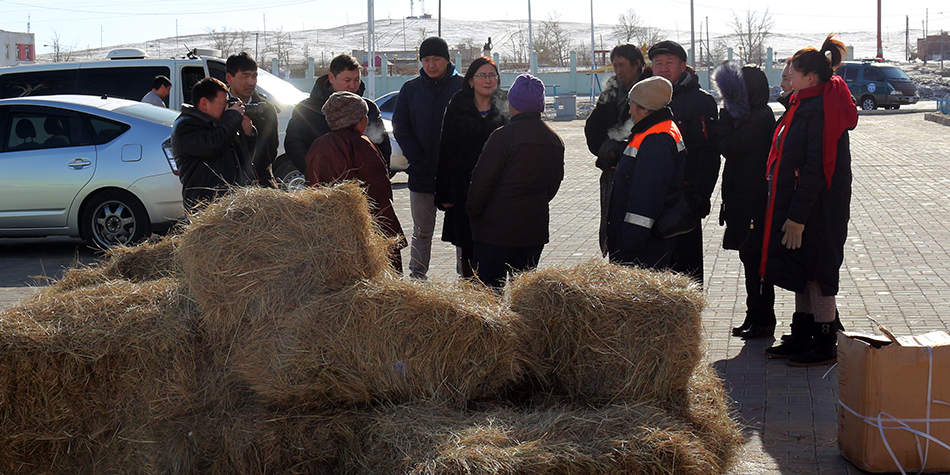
[506, 259, 705, 405]
[344, 401, 729, 475]
[49, 234, 181, 293]
[176, 184, 392, 334]
[228, 276, 532, 409]
[674, 364, 744, 470]
[0, 278, 198, 474]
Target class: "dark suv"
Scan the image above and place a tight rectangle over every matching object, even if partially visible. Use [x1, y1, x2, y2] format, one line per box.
[836, 61, 920, 110]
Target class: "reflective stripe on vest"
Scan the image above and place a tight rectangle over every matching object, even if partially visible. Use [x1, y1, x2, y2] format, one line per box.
[624, 212, 655, 229]
[623, 119, 686, 158]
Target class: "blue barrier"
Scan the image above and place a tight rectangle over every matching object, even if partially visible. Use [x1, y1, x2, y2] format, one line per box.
[938, 98, 950, 114]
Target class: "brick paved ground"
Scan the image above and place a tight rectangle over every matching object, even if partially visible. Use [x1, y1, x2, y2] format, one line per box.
[2, 110, 949, 473]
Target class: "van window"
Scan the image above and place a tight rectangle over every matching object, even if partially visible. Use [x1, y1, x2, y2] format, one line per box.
[863, 68, 884, 82]
[181, 66, 206, 106]
[880, 66, 911, 80]
[208, 61, 227, 83]
[0, 70, 80, 99]
[842, 67, 857, 82]
[78, 66, 171, 101]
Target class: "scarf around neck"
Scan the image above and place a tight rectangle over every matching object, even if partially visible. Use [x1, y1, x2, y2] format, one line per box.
[767, 75, 857, 190]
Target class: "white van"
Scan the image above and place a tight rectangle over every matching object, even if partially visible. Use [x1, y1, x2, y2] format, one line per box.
[0, 48, 309, 183]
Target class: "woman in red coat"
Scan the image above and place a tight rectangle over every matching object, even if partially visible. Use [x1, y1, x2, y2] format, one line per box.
[761, 35, 857, 366]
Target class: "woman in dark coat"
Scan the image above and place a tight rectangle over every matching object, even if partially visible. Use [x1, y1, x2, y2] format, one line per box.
[435, 57, 509, 278]
[761, 34, 857, 367]
[713, 63, 776, 340]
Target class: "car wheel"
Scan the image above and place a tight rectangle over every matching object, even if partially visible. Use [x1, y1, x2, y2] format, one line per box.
[861, 96, 877, 111]
[81, 190, 151, 249]
[892, 104, 900, 110]
[273, 155, 307, 192]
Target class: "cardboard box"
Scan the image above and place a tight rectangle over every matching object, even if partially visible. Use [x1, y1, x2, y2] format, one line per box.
[838, 330, 950, 473]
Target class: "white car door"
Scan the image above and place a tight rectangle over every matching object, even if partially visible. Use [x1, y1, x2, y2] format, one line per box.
[0, 106, 97, 230]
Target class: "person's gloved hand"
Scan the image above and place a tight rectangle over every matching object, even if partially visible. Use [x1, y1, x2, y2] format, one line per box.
[595, 139, 624, 171]
[684, 187, 711, 219]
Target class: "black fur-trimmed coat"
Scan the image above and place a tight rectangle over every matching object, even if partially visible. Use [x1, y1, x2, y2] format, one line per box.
[713, 63, 775, 251]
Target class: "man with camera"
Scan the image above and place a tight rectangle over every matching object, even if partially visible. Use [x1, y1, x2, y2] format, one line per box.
[226, 52, 279, 187]
[173, 77, 255, 211]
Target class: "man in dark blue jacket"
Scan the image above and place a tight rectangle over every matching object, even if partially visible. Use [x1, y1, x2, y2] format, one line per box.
[392, 37, 464, 279]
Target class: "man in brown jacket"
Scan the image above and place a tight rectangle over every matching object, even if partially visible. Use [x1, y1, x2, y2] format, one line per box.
[305, 91, 405, 273]
[466, 73, 565, 288]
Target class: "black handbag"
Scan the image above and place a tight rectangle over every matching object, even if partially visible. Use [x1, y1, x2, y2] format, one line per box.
[653, 189, 696, 239]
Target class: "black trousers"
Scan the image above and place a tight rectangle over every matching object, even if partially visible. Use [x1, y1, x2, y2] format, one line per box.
[669, 223, 704, 286]
[739, 244, 776, 324]
[472, 242, 544, 289]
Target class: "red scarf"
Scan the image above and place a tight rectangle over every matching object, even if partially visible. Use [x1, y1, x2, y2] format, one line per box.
[759, 75, 857, 278]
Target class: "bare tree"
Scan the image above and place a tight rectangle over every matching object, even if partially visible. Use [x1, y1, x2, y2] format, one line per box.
[206, 26, 240, 58]
[730, 9, 774, 65]
[612, 9, 662, 49]
[537, 12, 572, 67]
[48, 29, 79, 63]
[270, 27, 295, 73]
[500, 21, 529, 66]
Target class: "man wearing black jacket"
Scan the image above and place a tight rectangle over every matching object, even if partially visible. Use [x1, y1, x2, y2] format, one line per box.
[226, 52, 278, 187]
[285, 54, 391, 176]
[648, 40, 721, 286]
[173, 77, 255, 211]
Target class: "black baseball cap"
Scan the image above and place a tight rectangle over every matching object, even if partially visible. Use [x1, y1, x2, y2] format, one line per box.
[648, 40, 688, 62]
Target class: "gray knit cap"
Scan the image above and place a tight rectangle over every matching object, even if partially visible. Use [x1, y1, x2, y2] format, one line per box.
[322, 91, 368, 130]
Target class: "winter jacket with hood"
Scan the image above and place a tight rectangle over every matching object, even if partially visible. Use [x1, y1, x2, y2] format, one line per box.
[713, 63, 775, 251]
[668, 67, 720, 218]
[761, 81, 855, 295]
[606, 107, 686, 269]
[392, 63, 465, 194]
[285, 74, 391, 174]
[584, 74, 634, 159]
[173, 104, 255, 210]
[434, 88, 509, 253]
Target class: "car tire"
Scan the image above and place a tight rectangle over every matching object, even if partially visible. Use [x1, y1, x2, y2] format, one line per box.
[273, 154, 306, 192]
[861, 96, 877, 111]
[893, 105, 900, 110]
[81, 190, 151, 249]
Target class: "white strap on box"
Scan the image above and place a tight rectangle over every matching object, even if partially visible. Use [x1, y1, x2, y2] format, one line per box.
[838, 347, 950, 475]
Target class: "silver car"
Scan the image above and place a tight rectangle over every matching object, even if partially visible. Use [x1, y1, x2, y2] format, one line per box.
[0, 95, 183, 248]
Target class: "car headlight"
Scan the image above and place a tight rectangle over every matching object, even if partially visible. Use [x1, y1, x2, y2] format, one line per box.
[888, 84, 898, 95]
[162, 137, 179, 175]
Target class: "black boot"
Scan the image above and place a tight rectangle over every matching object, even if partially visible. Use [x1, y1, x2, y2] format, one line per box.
[834, 310, 845, 332]
[740, 311, 776, 340]
[765, 312, 813, 359]
[788, 321, 838, 367]
[780, 313, 814, 342]
[732, 312, 754, 337]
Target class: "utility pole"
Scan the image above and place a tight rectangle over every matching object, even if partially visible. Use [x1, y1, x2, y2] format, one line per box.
[876, 0, 883, 59]
[528, 0, 535, 74]
[590, 0, 595, 70]
[706, 16, 710, 69]
[906, 16, 910, 61]
[689, 0, 695, 67]
[368, 0, 376, 99]
[438, 0, 441, 37]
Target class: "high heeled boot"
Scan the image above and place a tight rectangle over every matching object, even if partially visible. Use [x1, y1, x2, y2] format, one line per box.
[765, 312, 813, 359]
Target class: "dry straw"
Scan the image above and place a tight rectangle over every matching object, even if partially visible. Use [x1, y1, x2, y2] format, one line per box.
[49, 233, 181, 293]
[230, 275, 533, 409]
[506, 259, 705, 406]
[176, 184, 392, 337]
[342, 397, 734, 474]
[0, 278, 198, 474]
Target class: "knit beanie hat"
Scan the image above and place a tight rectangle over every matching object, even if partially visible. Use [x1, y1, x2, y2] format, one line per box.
[507, 73, 545, 113]
[322, 91, 368, 130]
[419, 37, 450, 60]
[628, 76, 673, 111]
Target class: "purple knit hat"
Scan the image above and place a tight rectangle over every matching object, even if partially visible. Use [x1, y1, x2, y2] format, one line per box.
[507, 73, 545, 113]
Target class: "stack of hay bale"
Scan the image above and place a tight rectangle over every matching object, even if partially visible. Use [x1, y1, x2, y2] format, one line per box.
[0, 183, 742, 474]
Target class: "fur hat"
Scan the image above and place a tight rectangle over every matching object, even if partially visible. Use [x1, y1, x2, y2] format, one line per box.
[508, 73, 545, 113]
[627, 76, 673, 111]
[322, 91, 368, 130]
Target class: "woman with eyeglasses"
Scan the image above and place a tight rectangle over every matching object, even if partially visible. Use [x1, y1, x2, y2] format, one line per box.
[434, 57, 509, 278]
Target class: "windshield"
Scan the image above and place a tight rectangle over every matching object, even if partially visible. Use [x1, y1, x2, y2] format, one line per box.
[880, 67, 911, 81]
[256, 70, 308, 108]
[113, 103, 180, 126]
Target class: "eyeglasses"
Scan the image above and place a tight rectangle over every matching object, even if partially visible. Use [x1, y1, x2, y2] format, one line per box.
[474, 72, 499, 79]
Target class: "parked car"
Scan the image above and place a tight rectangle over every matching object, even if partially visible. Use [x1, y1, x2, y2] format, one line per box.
[836, 60, 920, 110]
[0, 95, 183, 248]
[0, 48, 310, 188]
[375, 92, 408, 174]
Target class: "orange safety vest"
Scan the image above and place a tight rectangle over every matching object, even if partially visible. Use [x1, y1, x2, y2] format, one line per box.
[622, 119, 686, 159]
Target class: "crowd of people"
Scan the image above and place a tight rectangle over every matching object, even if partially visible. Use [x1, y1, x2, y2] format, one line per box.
[169, 33, 855, 368]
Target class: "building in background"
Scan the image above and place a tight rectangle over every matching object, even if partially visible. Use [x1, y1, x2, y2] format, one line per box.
[1, 30, 35, 67]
